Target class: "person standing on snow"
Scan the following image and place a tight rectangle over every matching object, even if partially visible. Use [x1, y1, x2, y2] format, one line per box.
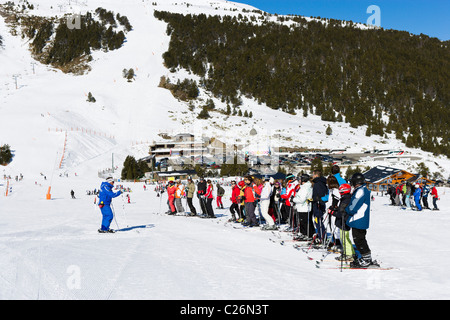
[205, 180, 216, 218]
[326, 175, 341, 246]
[311, 170, 329, 243]
[260, 177, 276, 230]
[229, 180, 241, 222]
[237, 180, 247, 222]
[167, 180, 177, 215]
[293, 174, 314, 240]
[422, 183, 430, 210]
[331, 165, 347, 186]
[413, 183, 422, 211]
[404, 182, 412, 210]
[431, 185, 440, 210]
[197, 177, 207, 216]
[333, 183, 355, 262]
[98, 177, 122, 233]
[242, 176, 260, 227]
[186, 177, 197, 216]
[216, 183, 225, 209]
[345, 173, 378, 268]
[280, 174, 299, 230]
[174, 179, 185, 214]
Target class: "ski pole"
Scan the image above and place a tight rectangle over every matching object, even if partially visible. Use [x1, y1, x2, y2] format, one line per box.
[257, 202, 262, 225]
[275, 202, 282, 229]
[120, 195, 130, 228]
[294, 206, 300, 236]
[111, 204, 120, 231]
[307, 208, 311, 239]
[158, 191, 163, 215]
[341, 212, 346, 272]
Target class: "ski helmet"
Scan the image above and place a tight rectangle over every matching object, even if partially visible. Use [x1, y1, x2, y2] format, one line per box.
[286, 173, 295, 181]
[339, 183, 352, 195]
[300, 174, 310, 183]
[350, 173, 365, 187]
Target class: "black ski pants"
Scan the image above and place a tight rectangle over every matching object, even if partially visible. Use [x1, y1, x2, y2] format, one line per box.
[230, 203, 239, 219]
[206, 198, 215, 217]
[352, 228, 371, 256]
[298, 211, 315, 237]
[187, 197, 197, 214]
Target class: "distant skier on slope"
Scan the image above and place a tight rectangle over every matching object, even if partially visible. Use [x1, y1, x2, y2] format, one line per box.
[98, 177, 122, 233]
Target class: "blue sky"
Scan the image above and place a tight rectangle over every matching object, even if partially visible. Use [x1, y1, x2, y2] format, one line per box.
[241, 0, 450, 41]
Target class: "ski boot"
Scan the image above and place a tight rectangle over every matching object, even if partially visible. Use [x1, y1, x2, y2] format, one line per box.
[350, 253, 379, 268]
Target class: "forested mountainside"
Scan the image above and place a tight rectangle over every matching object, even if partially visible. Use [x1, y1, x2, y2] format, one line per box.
[154, 11, 450, 157]
[0, 5, 131, 73]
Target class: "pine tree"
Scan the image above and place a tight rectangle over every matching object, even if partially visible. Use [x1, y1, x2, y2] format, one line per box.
[0, 144, 13, 165]
[197, 106, 210, 119]
[310, 157, 323, 173]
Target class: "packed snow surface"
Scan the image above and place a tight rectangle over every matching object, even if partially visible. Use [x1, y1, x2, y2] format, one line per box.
[1, 175, 449, 299]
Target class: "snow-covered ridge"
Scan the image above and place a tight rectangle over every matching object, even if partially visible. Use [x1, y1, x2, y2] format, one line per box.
[0, 0, 448, 182]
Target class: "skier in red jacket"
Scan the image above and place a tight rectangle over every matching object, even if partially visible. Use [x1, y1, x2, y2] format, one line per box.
[229, 181, 241, 222]
[167, 181, 177, 215]
[431, 186, 440, 210]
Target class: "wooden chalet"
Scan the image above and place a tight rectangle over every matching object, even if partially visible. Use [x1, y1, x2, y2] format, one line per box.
[363, 166, 435, 192]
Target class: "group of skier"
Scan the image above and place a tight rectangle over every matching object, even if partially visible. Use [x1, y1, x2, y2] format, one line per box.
[95, 163, 443, 268]
[150, 165, 376, 268]
[387, 181, 440, 211]
[155, 177, 229, 218]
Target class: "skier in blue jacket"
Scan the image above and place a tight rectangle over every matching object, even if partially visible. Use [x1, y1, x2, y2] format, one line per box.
[413, 184, 422, 211]
[346, 173, 378, 268]
[331, 165, 347, 186]
[98, 177, 122, 233]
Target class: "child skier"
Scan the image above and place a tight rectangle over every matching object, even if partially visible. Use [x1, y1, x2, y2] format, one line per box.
[333, 183, 355, 262]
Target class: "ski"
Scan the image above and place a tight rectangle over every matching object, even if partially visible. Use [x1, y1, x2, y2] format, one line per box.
[293, 243, 324, 251]
[316, 264, 397, 270]
[269, 238, 307, 246]
[307, 251, 336, 264]
[98, 229, 116, 234]
[271, 231, 281, 239]
[314, 258, 397, 270]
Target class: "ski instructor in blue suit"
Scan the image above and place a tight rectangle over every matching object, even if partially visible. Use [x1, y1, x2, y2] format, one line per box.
[98, 177, 122, 233]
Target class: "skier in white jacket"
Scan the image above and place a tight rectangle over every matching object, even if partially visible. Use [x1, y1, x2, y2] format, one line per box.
[293, 174, 314, 239]
[260, 177, 276, 230]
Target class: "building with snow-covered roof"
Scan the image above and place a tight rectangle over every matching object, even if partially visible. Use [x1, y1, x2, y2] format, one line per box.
[363, 165, 435, 192]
